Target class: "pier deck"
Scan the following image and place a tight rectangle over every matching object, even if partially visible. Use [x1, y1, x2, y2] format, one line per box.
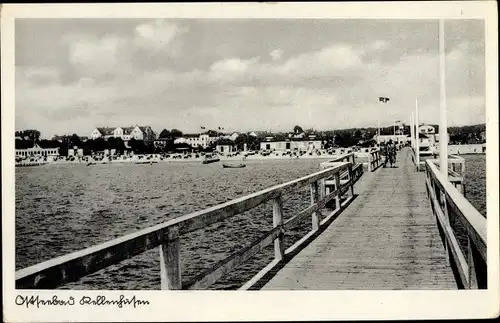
[263, 148, 457, 290]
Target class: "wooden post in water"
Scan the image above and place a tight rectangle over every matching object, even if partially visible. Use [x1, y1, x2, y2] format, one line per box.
[272, 195, 285, 260]
[310, 181, 320, 231]
[159, 226, 182, 289]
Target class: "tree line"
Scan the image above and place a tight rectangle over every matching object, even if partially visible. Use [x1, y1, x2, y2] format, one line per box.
[15, 123, 486, 156]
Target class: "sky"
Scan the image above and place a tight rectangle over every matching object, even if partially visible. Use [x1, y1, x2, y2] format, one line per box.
[15, 19, 485, 138]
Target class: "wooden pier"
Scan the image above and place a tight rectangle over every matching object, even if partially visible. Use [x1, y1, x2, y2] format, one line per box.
[15, 147, 486, 290]
[263, 148, 456, 289]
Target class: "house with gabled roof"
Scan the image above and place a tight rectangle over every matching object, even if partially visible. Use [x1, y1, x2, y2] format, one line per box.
[90, 125, 156, 145]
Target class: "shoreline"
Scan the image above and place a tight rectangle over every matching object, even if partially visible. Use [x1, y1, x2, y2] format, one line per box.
[15, 148, 485, 167]
[16, 152, 363, 167]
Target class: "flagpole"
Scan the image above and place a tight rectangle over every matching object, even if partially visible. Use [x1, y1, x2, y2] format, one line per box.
[410, 112, 414, 150]
[415, 98, 420, 170]
[377, 114, 380, 145]
[439, 19, 448, 180]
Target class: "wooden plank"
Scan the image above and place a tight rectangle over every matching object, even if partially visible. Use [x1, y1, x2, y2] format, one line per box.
[15, 225, 179, 289]
[184, 226, 282, 290]
[263, 148, 457, 290]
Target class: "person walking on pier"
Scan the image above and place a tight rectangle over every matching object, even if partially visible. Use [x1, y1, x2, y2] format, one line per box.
[387, 140, 396, 167]
[381, 142, 389, 168]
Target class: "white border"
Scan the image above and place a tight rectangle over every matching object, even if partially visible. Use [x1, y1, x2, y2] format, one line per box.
[2, 2, 499, 322]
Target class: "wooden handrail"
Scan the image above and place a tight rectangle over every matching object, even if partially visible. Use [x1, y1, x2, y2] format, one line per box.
[16, 160, 362, 290]
[425, 160, 486, 289]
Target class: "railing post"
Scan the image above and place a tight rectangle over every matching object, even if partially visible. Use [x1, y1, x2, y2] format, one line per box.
[467, 236, 478, 289]
[368, 152, 372, 172]
[348, 163, 354, 196]
[310, 181, 320, 231]
[334, 172, 341, 210]
[272, 195, 285, 260]
[440, 191, 449, 224]
[159, 226, 182, 290]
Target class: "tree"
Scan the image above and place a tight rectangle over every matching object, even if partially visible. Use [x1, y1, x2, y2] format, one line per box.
[69, 134, 82, 148]
[206, 130, 219, 137]
[304, 128, 317, 135]
[234, 133, 249, 150]
[128, 138, 148, 154]
[273, 133, 288, 141]
[158, 129, 171, 139]
[216, 138, 234, 146]
[16, 129, 41, 142]
[170, 129, 183, 138]
[293, 125, 304, 134]
[354, 130, 362, 139]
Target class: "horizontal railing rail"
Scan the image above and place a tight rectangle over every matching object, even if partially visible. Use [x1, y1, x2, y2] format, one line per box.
[16, 158, 363, 290]
[424, 160, 486, 289]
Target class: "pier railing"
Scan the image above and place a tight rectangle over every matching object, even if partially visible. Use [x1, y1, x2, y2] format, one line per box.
[424, 155, 466, 195]
[424, 160, 486, 289]
[16, 158, 364, 290]
[367, 148, 382, 172]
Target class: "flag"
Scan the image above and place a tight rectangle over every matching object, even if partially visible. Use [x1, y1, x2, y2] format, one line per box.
[379, 97, 390, 103]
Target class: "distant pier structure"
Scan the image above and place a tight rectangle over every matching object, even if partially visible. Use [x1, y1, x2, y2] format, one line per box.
[16, 147, 486, 290]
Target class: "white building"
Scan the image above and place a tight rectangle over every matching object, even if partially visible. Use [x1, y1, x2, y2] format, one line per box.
[90, 126, 156, 144]
[260, 139, 323, 152]
[176, 133, 219, 149]
[375, 134, 410, 145]
[216, 144, 235, 154]
[229, 132, 239, 141]
[16, 143, 60, 160]
[419, 125, 436, 135]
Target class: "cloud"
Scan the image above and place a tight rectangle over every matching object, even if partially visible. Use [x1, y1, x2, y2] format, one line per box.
[133, 19, 188, 56]
[370, 40, 388, 51]
[270, 49, 283, 61]
[15, 20, 485, 137]
[67, 34, 124, 78]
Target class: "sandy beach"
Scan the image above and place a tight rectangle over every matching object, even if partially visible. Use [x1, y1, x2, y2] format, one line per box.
[16, 150, 373, 167]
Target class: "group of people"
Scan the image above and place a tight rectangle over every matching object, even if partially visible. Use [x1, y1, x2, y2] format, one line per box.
[382, 139, 397, 168]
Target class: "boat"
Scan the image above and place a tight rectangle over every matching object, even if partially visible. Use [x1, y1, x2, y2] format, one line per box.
[15, 162, 46, 167]
[86, 162, 96, 166]
[222, 163, 246, 168]
[202, 156, 220, 164]
[134, 160, 157, 165]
